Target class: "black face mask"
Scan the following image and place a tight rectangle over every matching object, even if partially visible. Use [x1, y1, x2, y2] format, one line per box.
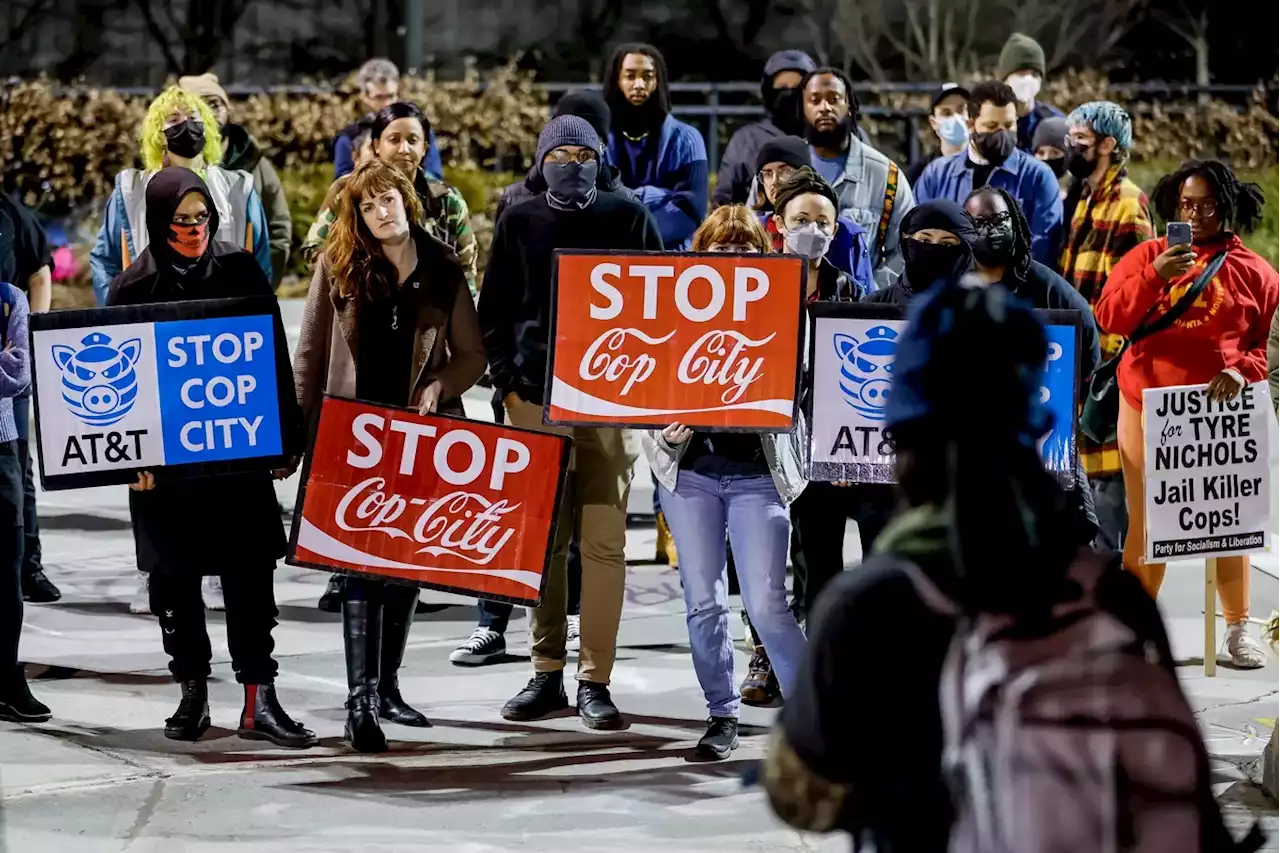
[972, 129, 1015, 165]
[902, 239, 967, 290]
[767, 86, 805, 136]
[1064, 142, 1095, 179]
[971, 215, 1016, 266]
[164, 120, 206, 159]
[1043, 156, 1068, 179]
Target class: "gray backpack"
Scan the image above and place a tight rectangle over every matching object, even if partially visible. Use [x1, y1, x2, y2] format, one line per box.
[901, 549, 1263, 853]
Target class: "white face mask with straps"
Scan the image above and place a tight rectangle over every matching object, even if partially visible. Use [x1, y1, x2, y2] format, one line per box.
[1006, 72, 1042, 104]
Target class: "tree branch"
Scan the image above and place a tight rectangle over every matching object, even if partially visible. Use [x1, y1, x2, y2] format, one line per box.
[133, 0, 184, 74]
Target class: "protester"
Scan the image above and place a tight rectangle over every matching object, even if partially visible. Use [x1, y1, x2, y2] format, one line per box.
[1095, 159, 1276, 669]
[495, 90, 634, 220]
[753, 136, 873, 294]
[906, 83, 971, 186]
[178, 73, 292, 290]
[478, 116, 662, 730]
[305, 102, 477, 296]
[996, 33, 1064, 152]
[914, 80, 1062, 266]
[642, 206, 808, 759]
[0, 283, 43, 723]
[799, 67, 914, 289]
[1057, 101, 1155, 550]
[1032, 115, 1069, 183]
[0, 192, 57, 604]
[293, 159, 484, 750]
[333, 58, 442, 181]
[604, 43, 708, 250]
[714, 50, 817, 206]
[862, 199, 977, 305]
[105, 168, 312, 747]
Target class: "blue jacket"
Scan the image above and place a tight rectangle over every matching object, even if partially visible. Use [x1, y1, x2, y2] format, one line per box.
[1017, 101, 1065, 152]
[607, 114, 708, 250]
[334, 126, 443, 182]
[914, 147, 1063, 267]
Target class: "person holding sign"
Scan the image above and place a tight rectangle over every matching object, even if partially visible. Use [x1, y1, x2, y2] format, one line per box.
[294, 159, 486, 751]
[106, 168, 314, 746]
[642, 208, 808, 760]
[1095, 159, 1277, 669]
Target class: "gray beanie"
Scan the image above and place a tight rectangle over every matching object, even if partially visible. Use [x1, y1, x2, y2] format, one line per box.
[537, 115, 601, 173]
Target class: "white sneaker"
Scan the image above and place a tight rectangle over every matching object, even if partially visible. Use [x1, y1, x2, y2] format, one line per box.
[203, 576, 225, 612]
[566, 614, 581, 652]
[449, 627, 506, 666]
[129, 571, 151, 615]
[1226, 621, 1266, 669]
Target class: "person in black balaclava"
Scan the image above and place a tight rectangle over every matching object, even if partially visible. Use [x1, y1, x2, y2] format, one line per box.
[603, 43, 708, 250]
[713, 50, 818, 206]
[863, 199, 976, 306]
[106, 167, 315, 750]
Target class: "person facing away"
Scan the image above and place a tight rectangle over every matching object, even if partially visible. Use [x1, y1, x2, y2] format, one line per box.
[91, 86, 272, 303]
[753, 136, 873, 294]
[478, 115, 662, 731]
[714, 49, 817, 206]
[914, 80, 1062, 267]
[1056, 100, 1155, 552]
[293, 159, 485, 752]
[333, 58, 443, 182]
[642, 205, 809, 761]
[179, 72, 292, 290]
[1094, 159, 1276, 670]
[906, 83, 971, 187]
[495, 89, 635, 221]
[603, 43, 708, 250]
[799, 66, 915, 290]
[106, 167, 313, 749]
[996, 32, 1064, 152]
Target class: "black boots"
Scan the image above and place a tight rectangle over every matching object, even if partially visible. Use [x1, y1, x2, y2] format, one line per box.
[318, 575, 345, 613]
[501, 670, 570, 721]
[343, 598, 387, 752]
[237, 683, 316, 748]
[379, 585, 430, 727]
[0, 665, 52, 723]
[164, 679, 211, 740]
[576, 681, 623, 730]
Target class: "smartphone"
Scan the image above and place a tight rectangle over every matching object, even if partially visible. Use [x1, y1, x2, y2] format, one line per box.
[1166, 221, 1193, 247]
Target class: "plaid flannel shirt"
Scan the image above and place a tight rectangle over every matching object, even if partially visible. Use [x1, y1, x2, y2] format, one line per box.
[1060, 164, 1155, 476]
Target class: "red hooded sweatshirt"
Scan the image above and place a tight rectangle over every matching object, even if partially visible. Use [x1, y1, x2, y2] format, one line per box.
[1094, 233, 1278, 410]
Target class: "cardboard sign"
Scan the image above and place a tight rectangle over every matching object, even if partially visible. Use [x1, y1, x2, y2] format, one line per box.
[30, 296, 292, 491]
[546, 250, 806, 431]
[806, 303, 1081, 484]
[288, 396, 571, 606]
[1143, 382, 1272, 562]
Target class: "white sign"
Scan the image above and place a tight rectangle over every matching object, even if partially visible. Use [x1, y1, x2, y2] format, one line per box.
[1143, 381, 1272, 562]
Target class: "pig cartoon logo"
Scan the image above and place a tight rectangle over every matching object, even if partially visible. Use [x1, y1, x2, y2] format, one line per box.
[834, 325, 898, 420]
[53, 332, 142, 427]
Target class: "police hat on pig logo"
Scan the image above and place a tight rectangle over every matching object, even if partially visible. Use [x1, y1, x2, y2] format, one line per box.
[53, 332, 142, 427]
[835, 325, 898, 421]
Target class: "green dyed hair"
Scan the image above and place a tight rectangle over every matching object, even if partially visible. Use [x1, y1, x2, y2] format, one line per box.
[139, 86, 223, 172]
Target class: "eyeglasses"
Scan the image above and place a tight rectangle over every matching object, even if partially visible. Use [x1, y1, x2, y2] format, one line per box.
[1178, 199, 1218, 218]
[172, 211, 210, 227]
[547, 149, 597, 165]
[971, 210, 1012, 229]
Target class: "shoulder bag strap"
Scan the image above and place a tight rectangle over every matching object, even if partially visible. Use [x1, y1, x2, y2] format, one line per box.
[875, 160, 900, 260]
[1130, 249, 1227, 345]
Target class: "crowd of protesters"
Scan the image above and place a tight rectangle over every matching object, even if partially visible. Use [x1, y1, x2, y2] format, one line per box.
[0, 34, 1276, 851]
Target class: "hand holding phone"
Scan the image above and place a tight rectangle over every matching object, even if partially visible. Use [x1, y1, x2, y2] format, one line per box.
[1166, 221, 1193, 246]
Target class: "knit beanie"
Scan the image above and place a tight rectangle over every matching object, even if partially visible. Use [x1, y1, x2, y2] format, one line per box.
[554, 90, 612, 146]
[1031, 117, 1068, 154]
[177, 73, 230, 109]
[537, 115, 601, 174]
[996, 33, 1047, 80]
[755, 136, 811, 173]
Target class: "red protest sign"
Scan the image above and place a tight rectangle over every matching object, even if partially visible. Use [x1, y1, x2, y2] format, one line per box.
[546, 251, 806, 431]
[287, 396, 571, 607]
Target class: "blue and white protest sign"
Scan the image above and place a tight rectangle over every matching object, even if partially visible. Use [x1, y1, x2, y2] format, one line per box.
[806, 303, 1082, 484]
[31, 297, 293, 491]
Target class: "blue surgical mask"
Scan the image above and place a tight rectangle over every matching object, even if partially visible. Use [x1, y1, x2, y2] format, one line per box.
[937, 114, 968, 147]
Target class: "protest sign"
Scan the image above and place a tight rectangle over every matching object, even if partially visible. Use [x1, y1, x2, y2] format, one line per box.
[288, 396, 571, 606]
[1143, 382, 1272, 562]
[806, 303, 1081, 483]
[545, 250, 806, 431]
[30, 296, 292, 491]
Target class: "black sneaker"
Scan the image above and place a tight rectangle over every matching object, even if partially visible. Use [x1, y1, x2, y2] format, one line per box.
[576, 681, 623, 731]
[449, 628, 506, 666]
[21, 570, 61, 603]
[501, 671, 569, 721]
[0, 667, 51, 723]
[696, 717, 739, 760]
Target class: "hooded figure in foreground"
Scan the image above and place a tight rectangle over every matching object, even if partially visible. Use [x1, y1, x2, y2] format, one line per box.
[108, 167, 313, 749]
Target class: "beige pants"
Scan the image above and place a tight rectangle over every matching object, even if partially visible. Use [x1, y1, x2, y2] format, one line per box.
[505, 398, 632, 684]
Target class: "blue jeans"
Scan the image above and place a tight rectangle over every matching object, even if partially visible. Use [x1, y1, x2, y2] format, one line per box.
[659, 471, 806, 717]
